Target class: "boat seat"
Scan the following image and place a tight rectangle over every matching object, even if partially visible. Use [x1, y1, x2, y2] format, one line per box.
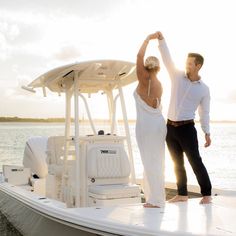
[87, 144, 141, 204]
[89, 183, 140, 199]
[87, 144, 131, 184]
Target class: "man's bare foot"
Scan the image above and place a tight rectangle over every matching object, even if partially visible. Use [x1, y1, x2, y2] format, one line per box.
[168, 195, 188, 203]
[143, 203, 160, 208]
[200, 196, 212, 204]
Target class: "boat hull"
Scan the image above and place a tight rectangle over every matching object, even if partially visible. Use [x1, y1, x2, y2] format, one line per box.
[0, 186, 112, 236]
[1, 181, 236, 236]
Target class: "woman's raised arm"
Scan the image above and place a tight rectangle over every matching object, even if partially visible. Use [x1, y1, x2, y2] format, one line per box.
[136, 33, 158, 84]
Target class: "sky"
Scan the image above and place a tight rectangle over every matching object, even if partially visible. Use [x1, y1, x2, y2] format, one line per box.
[0, 0, 236, 121]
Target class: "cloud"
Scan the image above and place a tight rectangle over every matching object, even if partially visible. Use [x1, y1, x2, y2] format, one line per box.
[0, 76, 32, 99]
[0, 12, 44, 65]
[0, 0, 235, 120]
[53, 45, 81, 61]
[0, 34, 8, 60]
[0, 0, 123, 18]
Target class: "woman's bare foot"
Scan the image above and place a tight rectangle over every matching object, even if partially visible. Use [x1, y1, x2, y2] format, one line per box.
[168, 195, 188, 203]
[200, 196, 212, 204]
[143, 203, 160, 208]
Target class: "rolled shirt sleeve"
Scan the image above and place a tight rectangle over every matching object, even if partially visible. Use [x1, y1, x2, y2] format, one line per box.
[198, 88, 210, 134]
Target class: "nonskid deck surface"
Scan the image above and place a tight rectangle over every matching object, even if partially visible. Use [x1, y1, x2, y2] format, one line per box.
[0, 183, 236, 236]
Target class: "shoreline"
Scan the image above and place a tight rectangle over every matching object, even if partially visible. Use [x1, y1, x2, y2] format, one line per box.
[0, 117, 236, 124]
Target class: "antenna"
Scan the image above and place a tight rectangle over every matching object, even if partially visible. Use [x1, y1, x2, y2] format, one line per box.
[21, 86, 36, 93]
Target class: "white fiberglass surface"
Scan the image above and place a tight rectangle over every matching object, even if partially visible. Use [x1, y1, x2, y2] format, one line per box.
[1, 183, 235, 236]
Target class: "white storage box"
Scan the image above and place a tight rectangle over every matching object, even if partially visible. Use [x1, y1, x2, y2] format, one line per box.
[3, 165, 31, 185]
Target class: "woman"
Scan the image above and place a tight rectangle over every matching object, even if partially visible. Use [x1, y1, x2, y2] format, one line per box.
[134, 32, 167, 208]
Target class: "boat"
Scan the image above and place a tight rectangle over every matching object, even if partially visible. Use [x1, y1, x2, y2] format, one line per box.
[0, 60, 236, 236]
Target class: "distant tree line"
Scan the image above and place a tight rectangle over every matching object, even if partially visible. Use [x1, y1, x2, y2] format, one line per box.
[0, 117, 66, 122]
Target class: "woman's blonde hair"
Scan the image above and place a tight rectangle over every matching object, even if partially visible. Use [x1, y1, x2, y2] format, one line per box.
[144, 56, 160, 72]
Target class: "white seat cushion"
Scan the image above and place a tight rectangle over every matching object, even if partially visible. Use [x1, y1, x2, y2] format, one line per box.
[88, 184, 140, 199]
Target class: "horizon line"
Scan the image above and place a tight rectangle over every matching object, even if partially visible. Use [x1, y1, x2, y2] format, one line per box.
[0, 117, 236, 123]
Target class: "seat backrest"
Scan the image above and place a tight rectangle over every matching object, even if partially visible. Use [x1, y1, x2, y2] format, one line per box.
[87, 144, 131, 184]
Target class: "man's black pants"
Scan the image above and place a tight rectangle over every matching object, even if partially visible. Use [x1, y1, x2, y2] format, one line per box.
[166, 122, 212, 196]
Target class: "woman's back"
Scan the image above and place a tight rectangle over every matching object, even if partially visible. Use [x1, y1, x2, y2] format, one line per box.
[136, 76, 163, 109]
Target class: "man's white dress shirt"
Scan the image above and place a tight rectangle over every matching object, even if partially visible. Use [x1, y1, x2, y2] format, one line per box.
[158, 39, 210, 134]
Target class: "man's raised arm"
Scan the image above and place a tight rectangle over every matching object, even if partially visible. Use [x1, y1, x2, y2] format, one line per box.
[157, 31, 177, 80]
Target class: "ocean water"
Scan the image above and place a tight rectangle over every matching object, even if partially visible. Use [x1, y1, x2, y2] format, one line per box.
[0, 121, 236, 191]
[0, 121, 236, 235]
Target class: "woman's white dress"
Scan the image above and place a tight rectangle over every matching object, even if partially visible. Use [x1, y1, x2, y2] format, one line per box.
[134, 90, 167, 207]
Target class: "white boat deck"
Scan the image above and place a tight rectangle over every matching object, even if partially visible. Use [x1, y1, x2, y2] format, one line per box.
[1, 182, 236, 236]
[70, 196, 236, 236]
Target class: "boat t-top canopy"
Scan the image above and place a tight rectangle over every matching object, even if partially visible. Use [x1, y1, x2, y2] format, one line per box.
[26, 60, 137, 94]
[23, 59, 138, 207]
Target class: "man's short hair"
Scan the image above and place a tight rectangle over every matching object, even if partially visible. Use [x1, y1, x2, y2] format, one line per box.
[188, 53, 204, 66]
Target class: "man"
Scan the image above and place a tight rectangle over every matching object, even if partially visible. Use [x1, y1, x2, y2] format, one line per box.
[156, 31, 212, 204]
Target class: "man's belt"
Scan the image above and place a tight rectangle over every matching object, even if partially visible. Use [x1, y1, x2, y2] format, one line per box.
[167, 119, 194, 127]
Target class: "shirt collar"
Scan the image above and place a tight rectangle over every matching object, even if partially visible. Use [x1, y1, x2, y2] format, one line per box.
[184, 74, 202, 84]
